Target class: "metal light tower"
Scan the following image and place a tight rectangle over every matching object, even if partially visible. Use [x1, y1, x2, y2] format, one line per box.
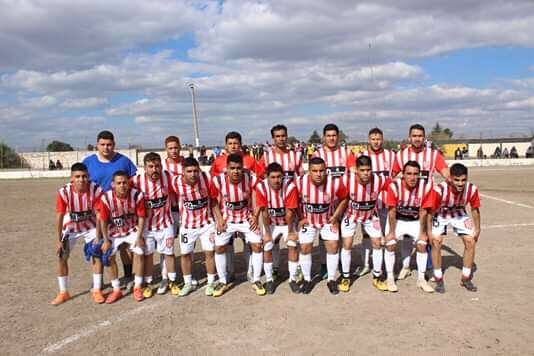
[188, 83, 201, 148]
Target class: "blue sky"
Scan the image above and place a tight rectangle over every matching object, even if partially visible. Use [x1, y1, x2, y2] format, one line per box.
[0, 1, 533, 150]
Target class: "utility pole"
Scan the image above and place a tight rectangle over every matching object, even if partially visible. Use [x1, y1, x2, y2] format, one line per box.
[188, 83, 201, 148]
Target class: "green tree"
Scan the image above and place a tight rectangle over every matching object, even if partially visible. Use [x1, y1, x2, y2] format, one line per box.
[0, 142, 25, 168]
[308, 130, 321, 144]
[429, 122, 453, 142]
[46, 140, 74, 152]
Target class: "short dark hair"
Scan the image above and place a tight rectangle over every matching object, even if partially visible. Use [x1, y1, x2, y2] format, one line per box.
[112, 170, 129, 180]
[450, 163, 467, 177]
[97, 130, 114, 141]
[309, 157, 325, 166]
[356, 155, 372, 168]
[368, 127, 383, 136]
[409, 124, 425, 135]
[183, 157, 199, 168]
[143, 152, 161, 165]
[323, 123, 339, 135]
[266, 162, 283, 176]
[270, 125, 287, 138]
[403, 160, 421, 173]
[165, 136, 180, 146]
[227, 153, 243, 165]
[71, 162, 87, 172]
[225, 131, 242, 144]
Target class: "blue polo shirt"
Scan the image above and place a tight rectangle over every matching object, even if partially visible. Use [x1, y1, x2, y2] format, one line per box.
[82, 153, 137, 191]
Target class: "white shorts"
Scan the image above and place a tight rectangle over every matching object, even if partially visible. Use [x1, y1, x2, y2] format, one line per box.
[62, 228, 97, 251]
[215, 222, 262, 247]
[341, 216, 382, 239]
[299, 224, 339, 245]
[432, 215, 475, 237]
[111, 232, 143, 255]
[144, 226, 175, 255]
[180, 223, 216, 254]
[268, 225, 289, 243]
[385, 219, 420, 241]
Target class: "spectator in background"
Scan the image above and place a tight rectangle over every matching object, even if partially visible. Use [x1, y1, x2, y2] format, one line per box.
[462, 146, 468, 159]
[213, 146, 221, 157]
[510, 146, 518, 158]
[526, 145, 534, 158]
[455, 147, 462, 160]
[477, 146, 484, 159]
[55, 160, 63, 170]
[493, 146, 502, 158]
[49, 160, 56, 170]
[502, 147, 509, 158]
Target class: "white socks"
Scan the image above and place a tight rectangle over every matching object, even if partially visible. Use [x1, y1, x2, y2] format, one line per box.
[207, 273, 216, 285]
[111, 278, 120, 290]
[215, 253, 227, 284]
[462, 267, 471, 279]
[134, 276, 143, 287]
[326, 253, 339, 281]
[168, 272, 176, 282]
[341, 248, 351, 277]
[58, 276, 68, 292]
[93, 274, 102, 290]
[251, 252, 263, 282]
[384, 250, 395, 278]
[299, 253, 312, 281]
[434, 268, 443, 280]
[372, 248, 383, 276]
[288, 261, 298, 281]
[416, 251, 428, 279]
[264, 262, 273, 282]
[183, 274, 192, 284]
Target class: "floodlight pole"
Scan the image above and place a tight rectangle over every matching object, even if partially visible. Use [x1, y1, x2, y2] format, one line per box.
[189, 83, 201, 148]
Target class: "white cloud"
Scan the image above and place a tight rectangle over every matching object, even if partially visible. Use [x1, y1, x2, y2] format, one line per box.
[60, 97, 108, 109]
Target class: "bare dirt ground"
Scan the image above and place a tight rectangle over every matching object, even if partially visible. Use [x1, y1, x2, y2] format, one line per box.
[1, 166, 533, 355]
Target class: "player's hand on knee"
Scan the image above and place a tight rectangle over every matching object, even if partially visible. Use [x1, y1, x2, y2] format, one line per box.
[297, 218, 309, 231]
[216, 220, 227, 234]
[248, 215, 258, 232]
[102, 239, 111, 253]
[473, 230, 480, 242]
[56, 242, 64, 257]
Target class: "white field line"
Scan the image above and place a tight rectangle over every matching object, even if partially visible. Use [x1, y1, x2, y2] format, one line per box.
[483, 223, 534, 229]
[480, 193, 534, 209]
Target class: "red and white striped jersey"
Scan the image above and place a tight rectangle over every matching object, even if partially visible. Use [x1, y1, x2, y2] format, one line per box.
[56, 182, 103, 232]
[392, 147, 447, 182]
[255, 180, 299, 226]
[358, 148, 395, 209]
[209, 172, 258, 223]
[343, 173, 388, 223]
[172, 172, 213, 229]
[257, 148, 304, 181]
[295, 175, 348, 228]
[131, 171, 174, 231]
[164, 157, 184, 177]
[432, 181, 481, 218]
[386, 178, 434, 221]
[99, 189, 145, 238]
[313, 146, 352, 178]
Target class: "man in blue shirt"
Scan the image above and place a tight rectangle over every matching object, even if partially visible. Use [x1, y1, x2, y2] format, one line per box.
[82, 131, 137, 191]
[83, 130, 137, 291]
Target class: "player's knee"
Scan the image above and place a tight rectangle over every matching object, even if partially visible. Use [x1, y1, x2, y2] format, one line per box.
[431, 237, 442, 248]
[287, 239, 297, 248]
[251, 243, 262, 253]
[263, 241, 273, 252]
[215, 246, 226, 254]
[464, 236, 476, 249]
[416, 239, 427, 252]
[372, 239, 382, 249]
[385, 239, 397, 251]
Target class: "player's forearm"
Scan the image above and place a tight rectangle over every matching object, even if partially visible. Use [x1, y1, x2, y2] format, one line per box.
[471, 208, 481, 232]
[286, 209, 296, 233]
[419, 208, 428, 234]
[211, 199, 224, 224]
[387, 208, 397, 231]
[55, 213, 64, 242]
[425, 213, 434, 236]
[332, 198, 348, 221]
[440, 168, 450, 180]
[137, 217, 145, 240]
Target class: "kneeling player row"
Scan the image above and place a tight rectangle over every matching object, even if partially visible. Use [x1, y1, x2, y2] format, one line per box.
[51, 153, 480, 304]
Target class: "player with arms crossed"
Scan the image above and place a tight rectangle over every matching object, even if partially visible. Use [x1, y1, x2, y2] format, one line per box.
[209, 153, 265, 297]
[99, 171, 146, 303]
[313, 123, 354, 279]
[131, 152, 180, 297]
[428, 163, 481, 293]
[295, 157, 349, 295]
[51, 163, 104, 305]
[355, 127, 396, 276]
[256, 124, 303, 279]
[172, 157, 218, 297]
[255, 162, 300, 294]
[385, 161, 435, 293]
[339, 155, 390, 292]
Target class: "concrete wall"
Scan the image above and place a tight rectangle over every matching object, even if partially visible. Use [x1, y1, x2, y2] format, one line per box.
[20, 149, 138, 170]
[468, 142, 531, 158]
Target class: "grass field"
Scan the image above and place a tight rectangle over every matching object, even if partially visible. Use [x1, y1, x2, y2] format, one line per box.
[1, 166, 533, 355]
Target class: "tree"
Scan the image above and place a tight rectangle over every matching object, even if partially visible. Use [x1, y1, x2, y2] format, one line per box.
[86, 144, 95, 151]
[429, 122, 453, 142]
[308, 130, 321, 144]
[0, 142, 25, 168]
[46, 140, 74, 152]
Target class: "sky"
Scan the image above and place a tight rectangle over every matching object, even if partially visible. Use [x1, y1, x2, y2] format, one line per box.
[0, 0, 533, 150]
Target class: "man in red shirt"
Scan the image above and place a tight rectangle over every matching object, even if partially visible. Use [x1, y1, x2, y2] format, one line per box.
[210, 153, 264, 297]
[131, 152, 180, 298]
[256, 162, 300, 294]
[428, 163, 481, 293]
[295, 157, 349, 295]
[392, 124, 449, 182]
[171, 157, 217, 297]
[99, 171, 146, 303]
[385, 161, 435, 293]
[51, 163, 104, 305]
